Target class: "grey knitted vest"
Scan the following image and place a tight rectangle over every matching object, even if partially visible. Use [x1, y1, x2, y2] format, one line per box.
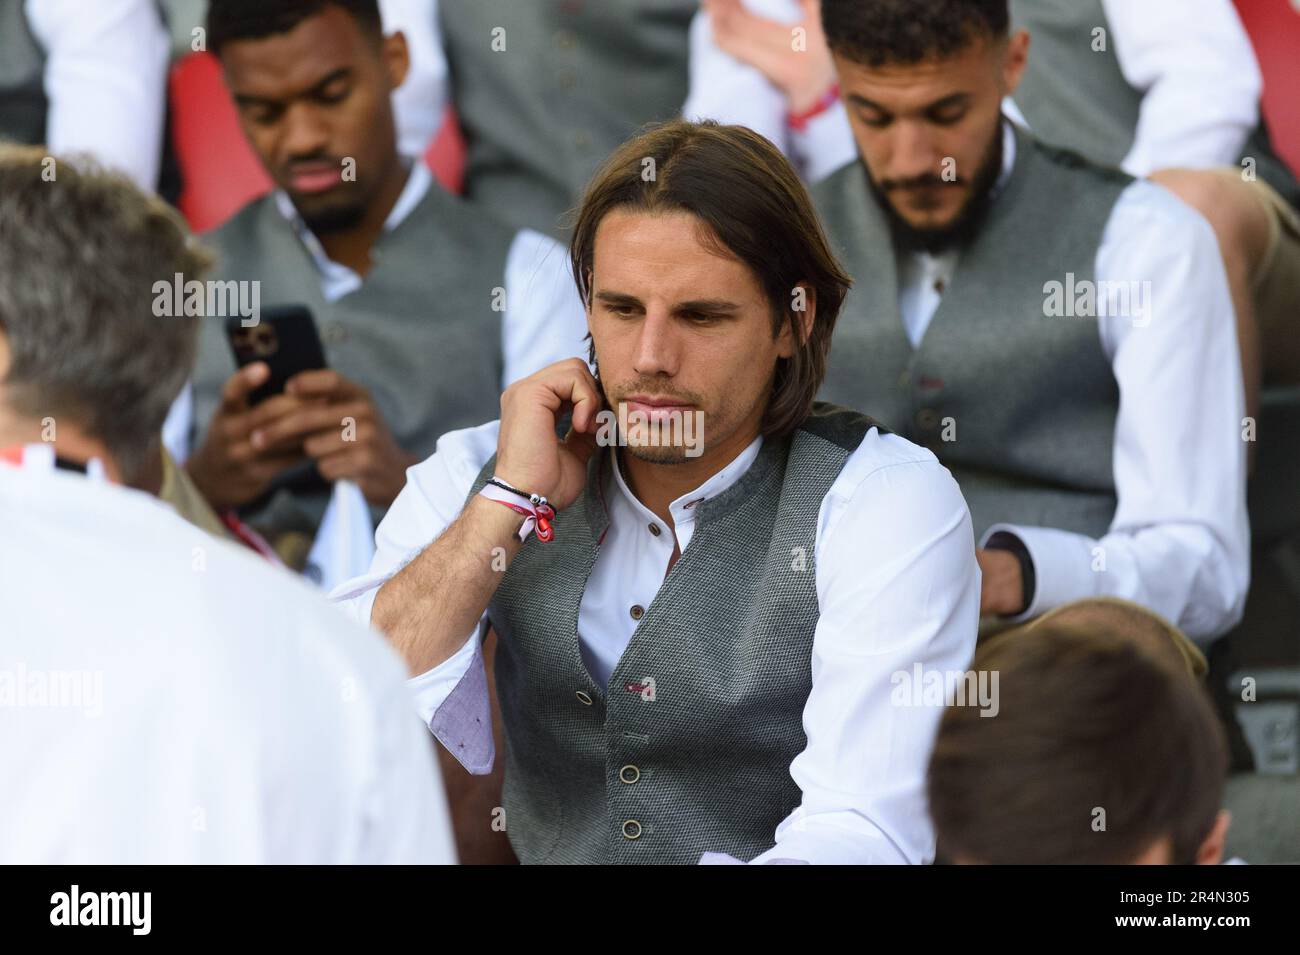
[439, 0, 697, 237]
[1010, 0, 1299, 207]
[814, 126, 1129, 539]
[470, 403, 885, 864]
[192, 180, 516, 541]
[0, 0, 47, 146]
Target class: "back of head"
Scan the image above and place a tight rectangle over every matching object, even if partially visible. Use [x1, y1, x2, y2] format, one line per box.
[0, 146, 209, 479]
[927, 620, 1228, 864]
[820, 0, 1010, 67]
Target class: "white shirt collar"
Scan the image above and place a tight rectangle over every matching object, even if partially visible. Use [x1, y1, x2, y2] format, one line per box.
[607, 434, 765, 530]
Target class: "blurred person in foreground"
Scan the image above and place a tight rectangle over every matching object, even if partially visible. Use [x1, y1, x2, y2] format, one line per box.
[928, 599, 1234, 864]
[0, 145, 454, 863]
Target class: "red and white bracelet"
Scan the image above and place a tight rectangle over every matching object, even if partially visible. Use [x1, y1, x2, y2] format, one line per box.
[479, 477, 557, 543]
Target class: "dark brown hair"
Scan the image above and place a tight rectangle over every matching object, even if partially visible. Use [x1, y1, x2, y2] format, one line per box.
[927, 618, 1227, 864]
[568, 119, 852, 440]
[821, 0, 1009, 67]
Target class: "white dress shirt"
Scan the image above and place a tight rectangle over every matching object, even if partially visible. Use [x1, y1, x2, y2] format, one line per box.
[685, 0, 1263, 182]
[25, 0, 169, 191]
[0, 451, 456, 863]
[334, 420, 982, 864]
[165, 160, 588, 589]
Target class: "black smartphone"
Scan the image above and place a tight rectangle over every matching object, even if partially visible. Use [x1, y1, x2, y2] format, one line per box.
[224, 305, 328, 405]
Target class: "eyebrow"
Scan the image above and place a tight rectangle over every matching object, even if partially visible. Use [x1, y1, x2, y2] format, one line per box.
[846, 91, 970, 116]
[593, 290, 742, 314]
[233, 67, 353, 111]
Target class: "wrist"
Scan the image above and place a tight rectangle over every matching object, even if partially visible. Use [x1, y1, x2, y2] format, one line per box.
[787, 82, 840, 131]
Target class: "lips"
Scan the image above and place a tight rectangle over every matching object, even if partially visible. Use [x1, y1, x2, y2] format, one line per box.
[623, 396, 693, 420]
[287, 163, 343, 195]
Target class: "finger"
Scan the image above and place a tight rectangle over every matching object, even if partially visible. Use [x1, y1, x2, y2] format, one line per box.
[219, 362, 269, 415]
[285, 368, 366, 401]
[250, 400, 371, 452]
[242, 392, 313, 432]
[314, 446, 367, 484]
[302, 418, 374, 459]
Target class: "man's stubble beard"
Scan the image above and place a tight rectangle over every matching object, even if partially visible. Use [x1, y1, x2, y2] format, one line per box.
[867, 127, 1004, 255]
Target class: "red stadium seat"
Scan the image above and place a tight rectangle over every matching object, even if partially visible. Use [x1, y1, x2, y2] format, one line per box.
[169, 51, 466, 233]
[1235, 0, 1300, 176]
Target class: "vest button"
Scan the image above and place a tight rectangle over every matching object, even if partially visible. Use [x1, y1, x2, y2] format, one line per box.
[647, 523, 661, 537]
[916, 408, 940, 430]
[897, 371, 911, 391]
[619, 764, 640, 784]
[622, 819, 643, 840]
[323, 322, 349, 345]
[629, 604, 645, 621]
[575, 690, 593, 706]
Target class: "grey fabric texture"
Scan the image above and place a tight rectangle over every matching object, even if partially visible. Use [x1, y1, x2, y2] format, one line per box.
[0, 0, 48, 146]
[1009, 0, 1300, 207]
[468, 403, 885, 864]
[814, 125, 1129, 540]
[439, 0, 697, 237]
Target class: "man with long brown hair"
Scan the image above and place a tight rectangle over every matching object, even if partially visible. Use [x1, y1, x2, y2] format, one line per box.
[336, 119, 981, 864]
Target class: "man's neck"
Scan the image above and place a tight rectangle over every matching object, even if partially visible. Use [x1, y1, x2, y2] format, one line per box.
[315, 157, 411, 276]
[0, 415, 123, 483]
[619, 424, 761, 531]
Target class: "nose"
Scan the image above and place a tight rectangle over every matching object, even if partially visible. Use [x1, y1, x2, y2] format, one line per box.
[280, 102, 331, 161]
[631, 307, 681, 379]
[889, 119, 942, 182]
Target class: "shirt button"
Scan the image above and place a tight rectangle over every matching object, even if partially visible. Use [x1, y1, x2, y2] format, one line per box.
[622, 819, 643, 840]
[575, 690, 593, 706]
[619, 764, 640, 784]
[648, 523, 661, 537]
[629, 604, 645, 621]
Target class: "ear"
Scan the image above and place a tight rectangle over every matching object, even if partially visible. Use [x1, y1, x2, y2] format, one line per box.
[383, 30, 411, 92]
[778, 283, 817, 359]
[1002, 29, 1030, 98]
[1195, 810, 1231, 865]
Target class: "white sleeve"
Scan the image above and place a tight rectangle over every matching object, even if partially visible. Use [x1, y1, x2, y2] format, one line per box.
[682, 2, 794, 159]
[982, 181, 1251, 644]
[1101, 0, 1261, 175]
[26, 0, 169, 192]
[378, 0, 450, 159]
[746, 436, 981, 864]
[331, 420, 500, 723]
[502, 228, 590, 387]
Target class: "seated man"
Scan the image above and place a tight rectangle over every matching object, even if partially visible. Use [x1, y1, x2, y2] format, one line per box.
[184, 0, 587, 579]
[0, 145, 453, 863]
[336, 119, 981, 865]
[809, 0, 1249, 644]
[688, 0, 1300, 414]
[927, 599, 1232, 864]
